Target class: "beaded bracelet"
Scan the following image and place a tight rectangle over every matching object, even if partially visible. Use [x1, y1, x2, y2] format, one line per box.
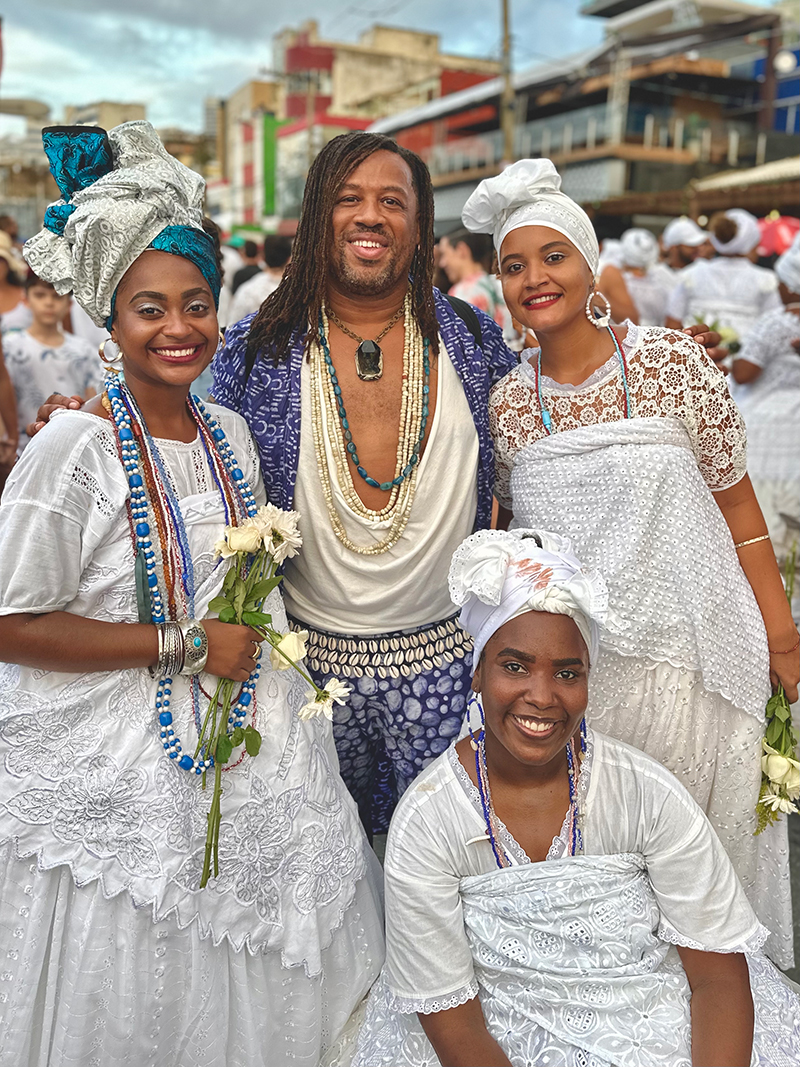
[769, 637, 800, 656]
[734, 534, 771, 550]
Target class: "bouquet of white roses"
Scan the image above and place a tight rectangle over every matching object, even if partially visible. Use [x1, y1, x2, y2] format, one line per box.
[756, 544, 799, 834]
[197, 504, 350, 886]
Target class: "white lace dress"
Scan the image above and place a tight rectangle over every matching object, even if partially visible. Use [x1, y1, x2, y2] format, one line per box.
[489, 323, 793, 968]
[344, 731, 800, 1067]
[733, 307, 800, 577]
[0, 407, 384, 1067]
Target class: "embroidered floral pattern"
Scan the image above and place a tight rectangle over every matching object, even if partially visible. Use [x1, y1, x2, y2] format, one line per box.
[175, 774, 305, 924]
[284, 822, 359, 913]
[143, 760, 209, 853]
[6, 754, 160, 877]
[0, 691, 102, 781]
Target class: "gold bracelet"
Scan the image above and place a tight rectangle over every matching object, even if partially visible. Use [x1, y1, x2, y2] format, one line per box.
[734, 534, 771, 550]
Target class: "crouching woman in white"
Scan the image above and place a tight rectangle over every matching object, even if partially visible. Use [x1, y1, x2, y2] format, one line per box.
[0, 121, 383, 1067]
[350, 530, 800, 1067]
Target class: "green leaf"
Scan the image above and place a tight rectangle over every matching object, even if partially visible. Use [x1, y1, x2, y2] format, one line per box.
[231, 726, 245, 747]
[218, 605, 236, 624]
[244, 725, 262, 757]
[242, 610, 273, 628]
[234, 580, 247, 621]
[216, 735, 233, 764]
[222, 566, 237, 594]
[245, 576, 283, 608]
[208, 595, 232, 615]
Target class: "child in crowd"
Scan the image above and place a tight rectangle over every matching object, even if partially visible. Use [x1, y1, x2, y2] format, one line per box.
[3, 271, 100, 453]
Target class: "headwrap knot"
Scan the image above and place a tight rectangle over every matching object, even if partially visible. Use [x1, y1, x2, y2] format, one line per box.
[710, 208, 761, 257]
[449, 529, 611, 669]
[25, 121, 220, 328]
[461, 158, 600, 278]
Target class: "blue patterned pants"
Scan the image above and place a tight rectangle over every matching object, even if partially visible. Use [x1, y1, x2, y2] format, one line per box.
[289, 613, 474, 835]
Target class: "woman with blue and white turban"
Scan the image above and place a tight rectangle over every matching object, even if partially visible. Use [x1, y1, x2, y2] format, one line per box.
[349, 529, 800, 1067]
[0, 122, 383, 1066]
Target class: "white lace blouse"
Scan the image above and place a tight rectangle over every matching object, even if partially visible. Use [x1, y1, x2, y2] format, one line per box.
[382, 730, 765, 1015]
[489, 323, 747, 509]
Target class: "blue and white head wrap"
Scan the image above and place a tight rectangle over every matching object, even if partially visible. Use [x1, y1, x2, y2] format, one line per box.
[24, 121, 220, 328]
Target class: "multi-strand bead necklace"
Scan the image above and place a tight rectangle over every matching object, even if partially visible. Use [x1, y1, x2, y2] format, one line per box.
[310, 292, 431, 555]
[105, 372, 260, 775]
[467, 695, 587, 867]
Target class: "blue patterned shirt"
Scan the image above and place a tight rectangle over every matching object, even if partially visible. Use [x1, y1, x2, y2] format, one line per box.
[212, 288, 517, 532]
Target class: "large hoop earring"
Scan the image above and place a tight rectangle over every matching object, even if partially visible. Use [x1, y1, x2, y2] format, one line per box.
[99, 339, 123, 368]
[218, 328, 225, 349]
[585, 289, 612, 329]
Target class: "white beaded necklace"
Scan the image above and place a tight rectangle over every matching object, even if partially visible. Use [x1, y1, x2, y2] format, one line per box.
[310, 294, 429, 555]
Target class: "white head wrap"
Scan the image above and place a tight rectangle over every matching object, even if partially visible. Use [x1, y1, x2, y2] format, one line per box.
[710, 208, 762, 257]
[775, 231, 800, 296]
[461, 158, 600, 278]
[448, 529, 608, 670]
[661, 217, 707, 250]
[24, 121, 215, 328]
[620, 228, 659, 270]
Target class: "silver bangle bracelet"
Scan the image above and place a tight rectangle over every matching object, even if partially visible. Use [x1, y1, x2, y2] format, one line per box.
[150, 622, 184, 678]
[178, 620, 209, 676]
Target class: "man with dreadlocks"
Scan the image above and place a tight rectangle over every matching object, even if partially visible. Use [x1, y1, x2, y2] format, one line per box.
[209, 132, 516, 834]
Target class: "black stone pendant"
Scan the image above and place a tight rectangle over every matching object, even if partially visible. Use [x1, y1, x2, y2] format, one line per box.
[355, 339, 383, 381]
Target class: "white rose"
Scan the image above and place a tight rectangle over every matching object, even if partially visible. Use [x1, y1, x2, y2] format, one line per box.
[269, 629, 308, 670]
[227, 523, 263, 554]
[785, 764, 800, 799]
[762, 752, 799, 787]
[213, 537, 237, 560]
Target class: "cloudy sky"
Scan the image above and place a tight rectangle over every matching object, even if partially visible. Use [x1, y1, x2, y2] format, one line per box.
[1, 0, 607, 133]
[1, 0, 778, 134]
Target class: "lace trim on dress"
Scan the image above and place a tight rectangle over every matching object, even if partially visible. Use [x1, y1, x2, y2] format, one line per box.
[70, 463, 117, 518]
[447, 732, 595, 864]
[386, 979, 480, 1016]
[658, 917, 770, 955]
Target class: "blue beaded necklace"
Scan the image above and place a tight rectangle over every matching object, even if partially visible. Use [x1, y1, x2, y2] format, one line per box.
[105, 373, 260, 775]
[467, 694, 587, 867]
[535, 324, 632, 434]
[317, 312, 431, 492]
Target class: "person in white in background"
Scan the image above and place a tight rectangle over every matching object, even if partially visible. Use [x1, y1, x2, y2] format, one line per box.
[68, 296, 110, 350]
[660, 216, 708, 273]
[608, 228, 675, 327]
[0, 233, 31, 335]
[730, 232, 800, 602]
[665, 209, 781, 351]
[216, 238, 245, 328]
[228, 234, 293, 325]
[3, 271, 99, 454]
[597, 236, 623, 273]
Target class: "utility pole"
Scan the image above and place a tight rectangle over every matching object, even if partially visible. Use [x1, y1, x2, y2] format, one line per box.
[500, 0, 515, 164]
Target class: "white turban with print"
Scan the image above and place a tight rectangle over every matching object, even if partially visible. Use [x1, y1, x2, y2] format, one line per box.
[620, 228, 659, 270]
[449, 528, 609, 669]
[461, 158, 600, 278]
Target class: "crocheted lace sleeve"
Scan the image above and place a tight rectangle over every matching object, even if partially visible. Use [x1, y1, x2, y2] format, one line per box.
[489, 366, 531, 508]
[628, 327, 747, 491]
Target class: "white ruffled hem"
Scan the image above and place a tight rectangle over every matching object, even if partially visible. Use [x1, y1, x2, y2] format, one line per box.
[386, 980, 480, 1016]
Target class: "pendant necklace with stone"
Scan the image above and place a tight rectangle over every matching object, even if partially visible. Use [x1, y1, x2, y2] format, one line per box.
[327, 301, 405, 381]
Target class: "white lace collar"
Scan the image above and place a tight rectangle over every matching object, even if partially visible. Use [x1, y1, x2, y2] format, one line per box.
[518, 321, 641, 394]
[447, 728, 594, 864]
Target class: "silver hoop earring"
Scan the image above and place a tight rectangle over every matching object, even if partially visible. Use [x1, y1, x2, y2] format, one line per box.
[585, 290, 612, 329]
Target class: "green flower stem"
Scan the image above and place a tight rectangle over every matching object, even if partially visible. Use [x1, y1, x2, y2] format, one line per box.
[255, 627, 324, 695]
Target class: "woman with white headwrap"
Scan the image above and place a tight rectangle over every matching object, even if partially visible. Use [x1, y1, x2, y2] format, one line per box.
[462, 158, 797, 967]
[665, 209, 781, 349]
[600, 227, 676, 327]
[346, 529, 800, 1067]
[731, 233, 800, 585]
[0, 123, 383, 1067]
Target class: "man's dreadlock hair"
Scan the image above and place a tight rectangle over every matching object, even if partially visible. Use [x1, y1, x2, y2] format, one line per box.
[245, 131, 438, 365]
